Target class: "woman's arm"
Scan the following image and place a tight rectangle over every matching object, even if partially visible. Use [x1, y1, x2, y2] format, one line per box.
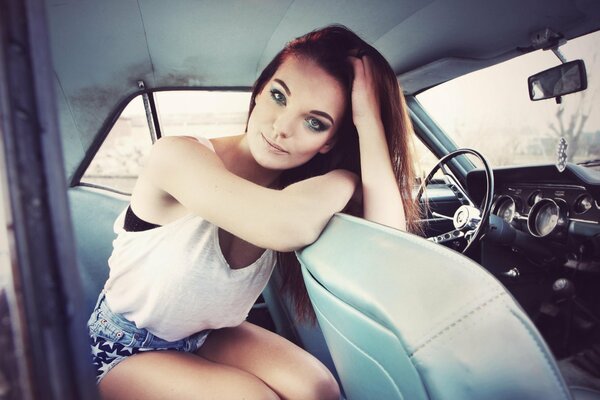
[143, 136, 358, 251]
[349, 55, 407, 230]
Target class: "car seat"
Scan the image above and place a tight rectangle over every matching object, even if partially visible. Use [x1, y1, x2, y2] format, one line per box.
[297, 213, 600, 400]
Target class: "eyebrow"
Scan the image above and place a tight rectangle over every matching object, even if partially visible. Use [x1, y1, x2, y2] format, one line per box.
[310, 110, 334, 125]
[273, 78, 335, 125]
[274, 79, 291, 96]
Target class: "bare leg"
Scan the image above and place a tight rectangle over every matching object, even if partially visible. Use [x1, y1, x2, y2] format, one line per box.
[99, 350, 279, 400]
[196, 321, 340, 400]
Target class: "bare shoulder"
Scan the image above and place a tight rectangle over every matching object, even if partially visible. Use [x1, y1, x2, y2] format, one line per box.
[130, 136, 223, 224]
[325, 168, 359, 182]
[151, 135, 219, 161]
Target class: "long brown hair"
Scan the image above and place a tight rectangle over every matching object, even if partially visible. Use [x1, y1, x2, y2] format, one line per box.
[247, 25, 421, 323]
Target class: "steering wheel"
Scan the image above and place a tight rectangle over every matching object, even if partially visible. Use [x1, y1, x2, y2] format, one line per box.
[416, 148, 494, 253]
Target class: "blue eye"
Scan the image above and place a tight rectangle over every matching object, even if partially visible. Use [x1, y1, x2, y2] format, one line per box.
[305, 117, 327, 132]
[270, 88, 286, 106]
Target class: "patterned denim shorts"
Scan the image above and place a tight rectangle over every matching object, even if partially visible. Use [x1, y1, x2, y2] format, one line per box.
[87, 292, 211, 384]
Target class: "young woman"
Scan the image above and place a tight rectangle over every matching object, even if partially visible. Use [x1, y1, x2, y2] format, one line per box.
[88, 25, 420, 399]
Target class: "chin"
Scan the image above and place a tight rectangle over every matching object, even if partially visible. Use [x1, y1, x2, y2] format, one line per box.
[261, 157, 302, 171]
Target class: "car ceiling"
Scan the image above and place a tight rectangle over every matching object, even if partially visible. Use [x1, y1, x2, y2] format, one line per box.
[44, 0, 600, 182]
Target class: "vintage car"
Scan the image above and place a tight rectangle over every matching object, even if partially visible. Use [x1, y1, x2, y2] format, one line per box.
[1, 0, 599, 399]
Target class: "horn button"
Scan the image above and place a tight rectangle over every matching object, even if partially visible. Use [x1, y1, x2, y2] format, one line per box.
[453, 205, 481, 230]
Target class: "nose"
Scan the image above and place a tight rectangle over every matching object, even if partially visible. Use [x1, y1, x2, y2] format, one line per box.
[273, 111, 293, 139]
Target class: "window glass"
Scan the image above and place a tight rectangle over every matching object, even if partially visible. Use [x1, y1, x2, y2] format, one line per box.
[156, 91, 251, 138]
[412, 136, 439, 182]
[81, 96, 152, 193]
[417, 30, 600, 167]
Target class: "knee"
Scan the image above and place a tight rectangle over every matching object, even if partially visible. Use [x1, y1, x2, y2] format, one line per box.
[244, 379, 281, 400]
[314, 372, 341, 400]
[286, 369, 340, 400]
[256, 387, 281, 400]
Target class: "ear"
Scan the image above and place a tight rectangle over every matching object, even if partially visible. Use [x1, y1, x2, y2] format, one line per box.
[318, 136, 337, 154]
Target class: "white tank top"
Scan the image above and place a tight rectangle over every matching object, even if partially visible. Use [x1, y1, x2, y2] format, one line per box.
[103, 137, 277, 341]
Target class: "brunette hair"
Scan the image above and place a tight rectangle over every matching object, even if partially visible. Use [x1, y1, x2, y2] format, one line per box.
[247, 25, 421, 323]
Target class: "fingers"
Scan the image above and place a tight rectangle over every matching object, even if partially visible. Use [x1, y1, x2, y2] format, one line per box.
[348, 54, 374, 88]
[348, 55, 365, 83]
[361, 55, 374, 86]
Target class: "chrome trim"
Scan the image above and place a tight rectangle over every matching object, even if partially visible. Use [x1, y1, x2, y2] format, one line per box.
[569, 218, 599, 225]
[506, 183, 587, 190]
[417, 218, 453, 223]
[492, 195, 516, 223]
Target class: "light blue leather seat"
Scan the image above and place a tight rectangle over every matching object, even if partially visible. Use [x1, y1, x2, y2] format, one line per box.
[297, 213, 600, 400]
[69, 187, 127, 317]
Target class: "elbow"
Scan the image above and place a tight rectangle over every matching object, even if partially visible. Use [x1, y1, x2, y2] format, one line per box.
[268, 217, 326, 252]
[287, 225, 323, 252]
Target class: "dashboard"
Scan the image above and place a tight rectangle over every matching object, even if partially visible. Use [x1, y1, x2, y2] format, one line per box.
[467, 164, 600, 272]
[493, 184, 599, 237]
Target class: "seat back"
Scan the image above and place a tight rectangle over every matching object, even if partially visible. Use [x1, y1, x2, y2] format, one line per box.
[69, 186, 127, 317]
[297, 214, 573, 400]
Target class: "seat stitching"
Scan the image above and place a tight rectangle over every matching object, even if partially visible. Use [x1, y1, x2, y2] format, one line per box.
[407, 281, 501, 352]
[411, 290, 505, 355]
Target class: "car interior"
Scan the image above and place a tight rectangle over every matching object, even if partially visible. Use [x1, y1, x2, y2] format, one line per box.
[1, 0, 600, 399]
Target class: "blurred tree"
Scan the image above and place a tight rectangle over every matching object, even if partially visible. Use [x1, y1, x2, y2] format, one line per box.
[548, 54, 598, 160]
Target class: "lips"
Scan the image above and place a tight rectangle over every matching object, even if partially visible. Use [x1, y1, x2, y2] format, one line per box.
[261, 133, 288, 154]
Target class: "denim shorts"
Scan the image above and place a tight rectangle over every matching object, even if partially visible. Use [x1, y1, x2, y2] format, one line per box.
[87, 292, 211, 384]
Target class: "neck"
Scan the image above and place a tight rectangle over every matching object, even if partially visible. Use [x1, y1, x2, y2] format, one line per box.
[213, 134, 281, 187]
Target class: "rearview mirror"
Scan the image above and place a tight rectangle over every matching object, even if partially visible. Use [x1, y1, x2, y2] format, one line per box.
[528, 60, 587, 101]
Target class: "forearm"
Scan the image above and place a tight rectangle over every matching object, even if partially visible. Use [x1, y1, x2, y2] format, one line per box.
[356, 119, 407, 230]
[229, 170, 357, 251]
[281, 169, 358, 246]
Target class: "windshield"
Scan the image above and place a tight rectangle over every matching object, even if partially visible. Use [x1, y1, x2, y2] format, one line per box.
[417, 30, 600, 167]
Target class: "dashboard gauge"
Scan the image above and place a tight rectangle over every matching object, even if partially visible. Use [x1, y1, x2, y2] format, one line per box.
[492, 196, 516, 223]
[535, 203, 558, 236]
[573, 194, 593, 214]
[527, 198, 568, 238]
[528, 190, 543, 206]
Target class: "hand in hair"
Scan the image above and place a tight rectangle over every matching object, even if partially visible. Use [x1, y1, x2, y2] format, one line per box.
[348, 54, 381, 129]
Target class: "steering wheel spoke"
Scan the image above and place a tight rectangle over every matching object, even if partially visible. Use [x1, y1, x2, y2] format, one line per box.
[431, 211, 454, 221]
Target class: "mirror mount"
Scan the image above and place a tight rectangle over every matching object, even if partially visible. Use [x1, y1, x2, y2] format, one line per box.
[551, 47, 568, 64]
[520, 28, 567, 62]
[530, 28, 569, 65]
[530, 28, 566, 51]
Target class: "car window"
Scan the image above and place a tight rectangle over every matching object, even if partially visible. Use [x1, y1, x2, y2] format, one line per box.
[80, 91, 251, 194]
[416, 30, 600, 168]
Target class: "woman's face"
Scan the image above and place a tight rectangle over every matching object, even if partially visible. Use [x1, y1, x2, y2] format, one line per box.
[247, 56, 346, 170]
